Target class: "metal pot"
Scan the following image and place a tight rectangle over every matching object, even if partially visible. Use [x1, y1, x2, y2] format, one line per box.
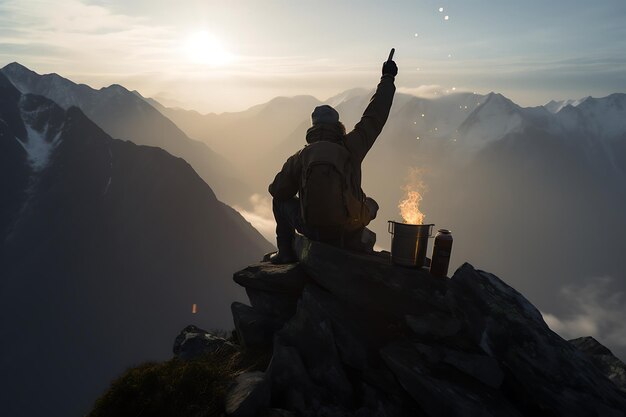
[388, 221, 434, 267]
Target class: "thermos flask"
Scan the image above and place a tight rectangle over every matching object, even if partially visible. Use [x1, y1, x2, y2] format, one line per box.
[430, 229, 453, 278]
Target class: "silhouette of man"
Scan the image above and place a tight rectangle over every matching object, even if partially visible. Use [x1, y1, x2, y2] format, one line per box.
[268, 56, 397, 264]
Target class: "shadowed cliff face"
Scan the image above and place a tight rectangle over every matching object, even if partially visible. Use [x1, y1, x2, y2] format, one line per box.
[0, 73, 273, 417]
[87, 238, 626, 417]
[223, 238, 626, 417]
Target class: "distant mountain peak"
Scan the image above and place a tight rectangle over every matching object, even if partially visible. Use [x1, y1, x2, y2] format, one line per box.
[2, 61, 32, 73]
[326, 87, 371, 107]
[2, 62, 65, 84]
[456, 91, 525, 145]
[482, 92, 519, 110]
[545, 97, 590, 113]
[102, 83, 129, 93]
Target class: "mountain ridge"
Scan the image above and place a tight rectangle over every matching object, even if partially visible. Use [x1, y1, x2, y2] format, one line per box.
[1, 62, 251, 206]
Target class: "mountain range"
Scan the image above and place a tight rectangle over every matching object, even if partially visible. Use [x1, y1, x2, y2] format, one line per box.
[2, 61, 626, 415]
[1, 62, 251, 206]
[0, 71, 272, 417]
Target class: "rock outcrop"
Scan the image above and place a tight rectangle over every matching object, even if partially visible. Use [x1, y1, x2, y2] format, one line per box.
[569, 336, 626, 393]
[230, 236, 626, 417]
[173, 325, 237, 360]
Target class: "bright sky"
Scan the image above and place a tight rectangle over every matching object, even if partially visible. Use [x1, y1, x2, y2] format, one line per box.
[1, 0, 625, 113]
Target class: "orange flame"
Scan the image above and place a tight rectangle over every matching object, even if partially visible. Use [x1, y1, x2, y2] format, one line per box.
[192, 303, 197, 314]
[399, 191, 425, 224]
[398, 168, 427, 224]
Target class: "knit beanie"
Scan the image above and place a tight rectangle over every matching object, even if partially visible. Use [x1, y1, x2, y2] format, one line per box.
[311, 105, 339, 125]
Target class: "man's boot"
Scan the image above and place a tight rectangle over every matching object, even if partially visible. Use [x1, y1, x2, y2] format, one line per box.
[269, 239, 298, 264]
[361, 227, 376, 252]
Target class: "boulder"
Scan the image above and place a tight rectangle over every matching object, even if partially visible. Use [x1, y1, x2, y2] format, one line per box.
[230, 236, 626, 416]
[570, 336, 626, 392]
[172, 325, 236, 360]
[234, 263, 310, 295]
[245, 287, 298, 320]
[293, 236, 449, 320]
[261, 409, 297, 417]
[448, 263, 626, 416]
[381, 341, 520, 417]
[405, 312, 462, 340]
[265, 341, 325, 416]
[231, 302, 282, 349]
[410, 343, 504, 388]
[272, 288, 354, 409]
[225, 371, 271, 417]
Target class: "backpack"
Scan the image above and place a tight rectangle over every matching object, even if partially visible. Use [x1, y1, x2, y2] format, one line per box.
[298, 140, 364, 233]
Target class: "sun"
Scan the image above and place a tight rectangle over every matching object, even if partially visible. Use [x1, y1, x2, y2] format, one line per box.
[183, 31, 233, 67]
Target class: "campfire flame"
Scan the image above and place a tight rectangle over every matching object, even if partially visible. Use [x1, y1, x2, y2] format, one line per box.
[398, 168, 427, 224]
[399, 190, 425, 224]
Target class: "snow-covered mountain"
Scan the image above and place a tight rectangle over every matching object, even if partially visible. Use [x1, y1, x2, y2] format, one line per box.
[0, 62, 250, 205]
[544, 97, 589, 113]
[556, 93, 626, 140]
[457, 93, 554, 147]
[0, 72, 273, 417]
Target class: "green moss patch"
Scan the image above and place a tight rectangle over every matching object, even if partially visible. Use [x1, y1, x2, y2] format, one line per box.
[89, 348, 270, 417]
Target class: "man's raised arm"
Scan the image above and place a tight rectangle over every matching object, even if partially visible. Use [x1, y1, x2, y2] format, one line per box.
[344, 59, 397, 162]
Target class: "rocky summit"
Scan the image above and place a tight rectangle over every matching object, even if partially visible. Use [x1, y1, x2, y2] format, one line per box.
[226, 236, 626, 417]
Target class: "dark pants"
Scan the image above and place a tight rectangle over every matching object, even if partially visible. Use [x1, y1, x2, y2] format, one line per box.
[272, 197, 365, 248]
[273, 197, 309, 247]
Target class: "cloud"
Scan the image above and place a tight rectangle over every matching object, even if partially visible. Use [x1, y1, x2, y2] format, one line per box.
[397, 85, 472, 99]
[542, 276, 626, 354]
[0, 0, 178, 74]
[233, 194, 276, 245]
[0, 0, 380, 112]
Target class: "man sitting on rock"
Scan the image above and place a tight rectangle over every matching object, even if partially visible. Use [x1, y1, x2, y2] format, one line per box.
[267, 55, 397, 264]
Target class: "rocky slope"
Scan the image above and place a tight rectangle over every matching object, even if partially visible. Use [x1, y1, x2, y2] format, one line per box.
[224, 237, 626, 417]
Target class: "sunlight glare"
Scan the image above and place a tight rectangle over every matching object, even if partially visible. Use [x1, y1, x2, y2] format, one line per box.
[183, 31, 233, 67]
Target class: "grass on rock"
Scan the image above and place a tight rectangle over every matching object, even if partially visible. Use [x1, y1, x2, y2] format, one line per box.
[89, 344, 270, 417]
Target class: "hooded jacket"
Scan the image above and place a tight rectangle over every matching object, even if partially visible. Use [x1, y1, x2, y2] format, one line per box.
[269, 74, 396, 222]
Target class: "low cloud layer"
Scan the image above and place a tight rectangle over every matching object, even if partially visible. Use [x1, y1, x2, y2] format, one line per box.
[397, 85, 470, 99]
[234, 194, 276, 245]
[542, 276, 626, 358]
